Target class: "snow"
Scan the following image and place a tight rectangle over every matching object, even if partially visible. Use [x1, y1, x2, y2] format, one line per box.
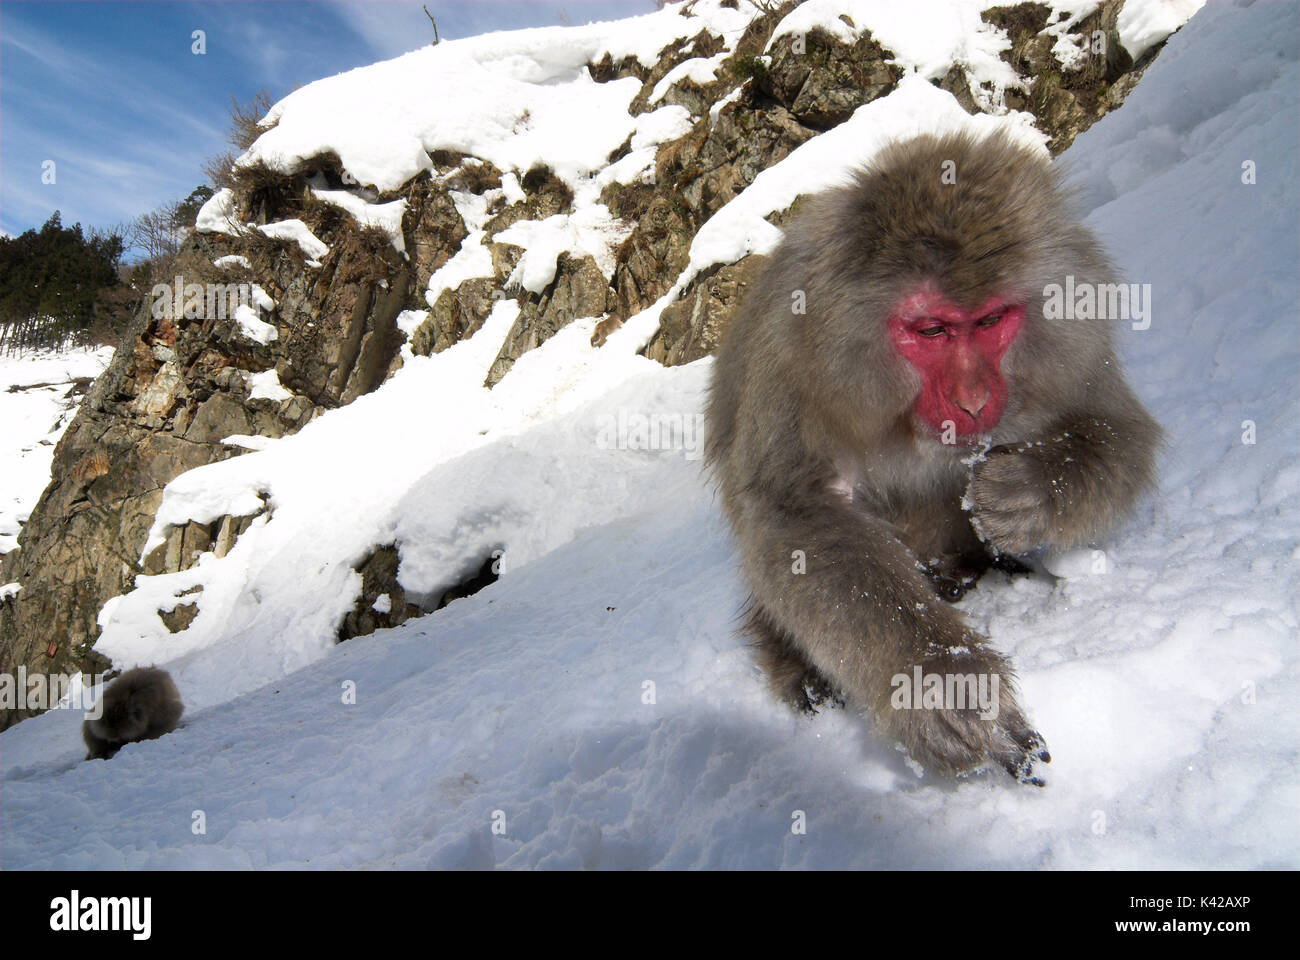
[2, 0, 1293, 870]
[494, 202, 631, 293]
[1119, 0, 1207, 60]
[769, 1, 1206, 111]
[0, 582, 20, 601]
[630, 105, 693, 152]
[246, 368, 292, 403]
[0, 346, 114, 556]
[213, 254, 251, 270]
[499, 172, 527, 207]
[769, 0, 1022, 103]
[595, 104, 693, 190]
[310, 189, 407, 255]
[423, 231, 494, 311]
[649, 53, 728, 105]
[236, 0, 753, 194]
[194, 188, 241, 235]
[232, 305, 278, 345]
[256, 219, 329, 261]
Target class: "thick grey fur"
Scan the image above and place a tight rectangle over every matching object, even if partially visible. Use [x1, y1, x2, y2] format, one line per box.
[706, 130, 1160, 783]
[82, 666, 184, 760]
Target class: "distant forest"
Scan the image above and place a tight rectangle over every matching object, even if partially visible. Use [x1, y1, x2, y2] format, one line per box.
[0, 212, 134, 354]
[0, 186, 212, 356]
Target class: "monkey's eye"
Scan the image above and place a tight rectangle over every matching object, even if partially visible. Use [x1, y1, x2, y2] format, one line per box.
[975, 313, 1002, 328]
[916, 325, 946, 338]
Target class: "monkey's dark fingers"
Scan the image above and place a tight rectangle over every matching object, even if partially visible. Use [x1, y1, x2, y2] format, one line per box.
[999, 727, 1050, 786]
[1006, 767, 1046, 788]
[1002, 756, 1047, 787]
[1020, 732, 1051, 764]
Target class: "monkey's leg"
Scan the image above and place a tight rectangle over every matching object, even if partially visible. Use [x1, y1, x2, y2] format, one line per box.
[737, 496, 1049, 783]
[970, 401, 1161, 554]
[747, 604, 842, 714]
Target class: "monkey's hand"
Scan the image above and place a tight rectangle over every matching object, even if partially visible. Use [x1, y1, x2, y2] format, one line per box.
[969, 407, 1161, 554]
[966, 443, 1059, 554]
[890, 645, 1050, 786]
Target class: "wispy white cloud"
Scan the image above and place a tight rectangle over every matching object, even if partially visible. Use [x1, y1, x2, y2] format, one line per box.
[0, 0, 655, 236]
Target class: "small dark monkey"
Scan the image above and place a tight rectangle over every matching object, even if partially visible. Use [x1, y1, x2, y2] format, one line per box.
[706, 130, 1159, 784]
[82, 666, 184, 760]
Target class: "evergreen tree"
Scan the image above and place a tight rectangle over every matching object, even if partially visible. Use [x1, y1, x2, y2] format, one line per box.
[0, 211, 127, 353]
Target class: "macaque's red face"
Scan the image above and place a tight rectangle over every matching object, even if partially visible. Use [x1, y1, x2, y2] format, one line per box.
[887, 291, 1024, 439]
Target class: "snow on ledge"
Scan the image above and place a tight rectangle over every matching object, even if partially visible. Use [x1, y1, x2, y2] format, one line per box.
[247, 368, 293, 402]
[311, 189, 408, 255]
[195, 188, 242, 235]
[233, 305, 278, 345]
[257, 219, 330, 260]
[1119, 0, 1207, 60]
[232, 0, 755, 193]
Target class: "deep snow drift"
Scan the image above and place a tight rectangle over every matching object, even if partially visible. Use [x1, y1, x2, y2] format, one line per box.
[1, 0, 1295, 869]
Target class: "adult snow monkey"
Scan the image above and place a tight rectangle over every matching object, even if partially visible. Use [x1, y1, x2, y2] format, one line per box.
[706, 130, 1159, 785]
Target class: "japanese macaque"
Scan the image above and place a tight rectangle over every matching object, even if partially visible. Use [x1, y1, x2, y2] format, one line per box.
[82, 667, 184, 760]
[706, 129, 1160, 784]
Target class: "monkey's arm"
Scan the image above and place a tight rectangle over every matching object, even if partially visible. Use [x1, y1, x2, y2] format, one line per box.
[970, 382, 1161, 554]
[734, 490, 1048, 781]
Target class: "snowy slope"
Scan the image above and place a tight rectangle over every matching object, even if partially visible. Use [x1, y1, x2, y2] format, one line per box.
[0, 347, 114, 558]
[2, 0, 1295, 868]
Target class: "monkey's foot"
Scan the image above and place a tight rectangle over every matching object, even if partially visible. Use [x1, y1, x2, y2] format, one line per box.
[748, 608, 845, 714]
[989, 553, 1033, 576]
[890, 649, 1051, 786]
[774, 661, 843, 715]
[922, 551, 1035, 602]
[900, 708, 1051, 787]
[797, 674, 845, 715]
[921, 555, 990, 602]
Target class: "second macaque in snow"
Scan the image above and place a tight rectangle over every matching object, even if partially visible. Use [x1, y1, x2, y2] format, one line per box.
[82, 666, 184, 760]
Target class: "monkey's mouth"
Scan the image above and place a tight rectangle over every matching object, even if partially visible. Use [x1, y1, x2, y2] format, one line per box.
[915, 413, 994, 446]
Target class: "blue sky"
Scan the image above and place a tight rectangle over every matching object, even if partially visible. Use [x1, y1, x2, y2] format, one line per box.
[0, 0, 655, 244]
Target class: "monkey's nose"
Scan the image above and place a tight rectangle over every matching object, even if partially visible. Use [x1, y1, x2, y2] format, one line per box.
[953, 385, 989, 419]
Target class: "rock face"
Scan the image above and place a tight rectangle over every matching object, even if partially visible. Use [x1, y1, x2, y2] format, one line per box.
[643, 258, 760, 365]
[485, 253, 614, 387]
[0, 0, 1181, 731]
[985, 1, 1154, 153]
